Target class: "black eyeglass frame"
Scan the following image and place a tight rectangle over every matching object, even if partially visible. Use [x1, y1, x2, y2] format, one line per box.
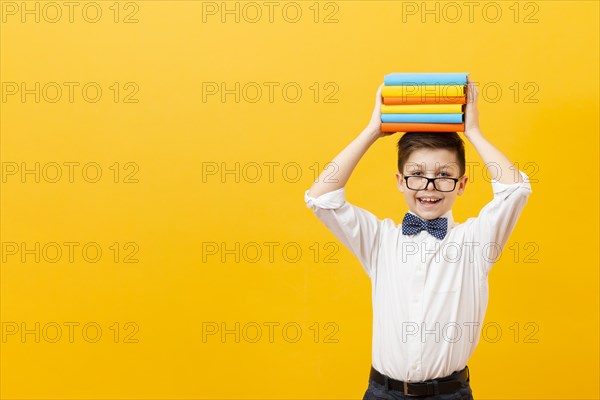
[403, 175, 462, 192]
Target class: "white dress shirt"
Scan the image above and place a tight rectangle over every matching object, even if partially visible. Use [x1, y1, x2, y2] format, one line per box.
[304, 170, 532, 382]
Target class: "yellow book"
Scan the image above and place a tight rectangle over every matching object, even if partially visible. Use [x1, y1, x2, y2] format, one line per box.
[381, 104, 464, 114]
[382, 85, 465, 97]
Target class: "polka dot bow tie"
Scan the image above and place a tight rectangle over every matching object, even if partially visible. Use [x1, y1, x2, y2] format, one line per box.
[401, 213, 448, 240]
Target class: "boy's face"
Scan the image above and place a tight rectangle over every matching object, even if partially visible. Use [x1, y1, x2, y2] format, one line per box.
[395, 148, 468, 221]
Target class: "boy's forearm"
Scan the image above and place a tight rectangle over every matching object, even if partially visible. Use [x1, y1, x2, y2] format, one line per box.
[307, 126, 381, 198]
[466, 130, 523, 184]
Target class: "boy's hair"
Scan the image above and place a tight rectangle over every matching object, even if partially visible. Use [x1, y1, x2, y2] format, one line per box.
[397, 132, 466, 177]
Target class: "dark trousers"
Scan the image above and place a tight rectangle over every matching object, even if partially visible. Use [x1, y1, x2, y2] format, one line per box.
[362, 372, 474, 400]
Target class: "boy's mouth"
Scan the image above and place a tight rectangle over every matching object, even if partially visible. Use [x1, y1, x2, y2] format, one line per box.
[417, 197, 442, 207]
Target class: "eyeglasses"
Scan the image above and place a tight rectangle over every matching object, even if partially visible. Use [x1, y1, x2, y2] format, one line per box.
[403, 175, 461, 192]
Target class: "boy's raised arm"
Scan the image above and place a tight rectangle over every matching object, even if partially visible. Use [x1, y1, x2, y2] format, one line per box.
[463, 76, 532, 275]
[307, 83, 390, 198]
[464, 76, 524, 184]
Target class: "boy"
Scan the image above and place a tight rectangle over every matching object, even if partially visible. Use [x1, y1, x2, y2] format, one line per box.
[304, 77, 532, 399]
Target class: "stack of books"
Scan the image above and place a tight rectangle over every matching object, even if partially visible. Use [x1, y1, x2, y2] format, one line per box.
[380, 72, 468, 133]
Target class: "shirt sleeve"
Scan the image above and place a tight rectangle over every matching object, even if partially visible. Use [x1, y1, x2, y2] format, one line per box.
[304, 187, 389, 278]
[467, 169, 533, 274]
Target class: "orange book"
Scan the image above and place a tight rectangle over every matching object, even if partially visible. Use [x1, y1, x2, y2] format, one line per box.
[383, 96, 466, 105]
[381, 123, 465, 133]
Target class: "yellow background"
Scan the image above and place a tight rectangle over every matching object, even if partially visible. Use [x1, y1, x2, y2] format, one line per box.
[1, 1, 598, 399]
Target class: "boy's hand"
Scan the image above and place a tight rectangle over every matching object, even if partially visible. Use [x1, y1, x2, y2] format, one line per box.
[464, 76, 483, 139]
[366, 83, 390, 138]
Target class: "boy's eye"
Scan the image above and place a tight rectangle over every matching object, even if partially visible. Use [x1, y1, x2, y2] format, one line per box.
[408, 171, 452, 177]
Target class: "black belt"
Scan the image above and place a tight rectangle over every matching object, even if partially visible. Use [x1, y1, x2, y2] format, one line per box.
[369, 365, 469, 397]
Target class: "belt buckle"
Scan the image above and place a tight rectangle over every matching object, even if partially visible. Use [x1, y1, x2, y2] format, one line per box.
[403, 382, 417, 397]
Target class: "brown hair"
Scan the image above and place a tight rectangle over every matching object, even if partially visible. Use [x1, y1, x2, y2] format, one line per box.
[397, 132, 466, 177]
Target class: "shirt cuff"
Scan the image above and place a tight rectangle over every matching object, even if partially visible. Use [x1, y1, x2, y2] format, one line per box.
[491, 170, 533, 198]
[304, 187, 346, 210]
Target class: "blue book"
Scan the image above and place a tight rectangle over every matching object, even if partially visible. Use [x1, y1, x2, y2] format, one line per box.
[381, 113, 464, 123]
[384, 73, 468, 86]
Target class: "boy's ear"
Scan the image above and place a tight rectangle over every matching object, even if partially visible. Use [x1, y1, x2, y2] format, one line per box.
[456, 175, 469, 195]
[396, 172, 405, 193]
